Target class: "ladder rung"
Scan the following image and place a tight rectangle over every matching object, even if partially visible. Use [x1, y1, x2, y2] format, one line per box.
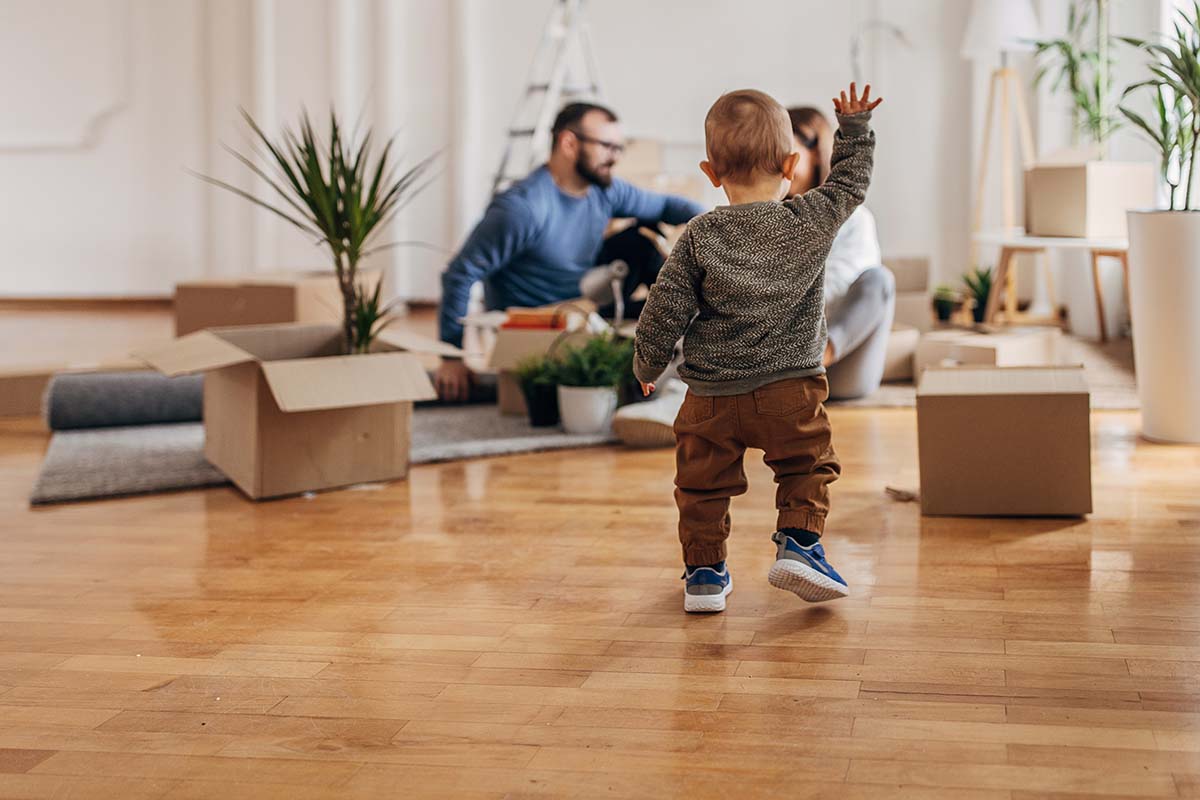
[528, 83, 597, 94]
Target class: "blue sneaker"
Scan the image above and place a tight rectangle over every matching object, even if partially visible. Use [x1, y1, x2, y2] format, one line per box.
[768, 531, 849, 602]
[682, 564, 732, 613]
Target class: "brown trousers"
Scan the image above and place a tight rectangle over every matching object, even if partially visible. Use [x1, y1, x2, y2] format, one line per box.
[673, 376, 841, 565]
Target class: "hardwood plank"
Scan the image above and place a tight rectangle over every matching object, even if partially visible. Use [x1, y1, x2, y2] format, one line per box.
[846, 758, 1178, 796]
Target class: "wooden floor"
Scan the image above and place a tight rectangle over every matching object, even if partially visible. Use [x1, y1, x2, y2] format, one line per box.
[2, 303, 1199, 797]
[2, 393, 1200, 798]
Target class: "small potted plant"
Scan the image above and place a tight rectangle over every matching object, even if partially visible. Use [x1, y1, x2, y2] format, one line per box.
[932, 285, 964, 323]
[553, 334, 634, 435]
[515, 354, 560, 427]
[963, 267, 994, 325]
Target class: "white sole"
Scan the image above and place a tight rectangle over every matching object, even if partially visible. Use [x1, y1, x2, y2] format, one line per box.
[612, 417, 675, 448]
[768, 558, 848, 603]
[684, 575, 732, 613]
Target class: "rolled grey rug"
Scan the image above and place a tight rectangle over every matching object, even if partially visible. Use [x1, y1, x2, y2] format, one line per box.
[43, 371, 204, 431]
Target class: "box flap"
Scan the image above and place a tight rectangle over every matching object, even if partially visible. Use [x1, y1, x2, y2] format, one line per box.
[261, 352, 435, 412]
[211, 323, 344, 361]
[375, 329, 463, 358]
[918, 366, 1088, 398]
[133, 331, 256, 377]
[490, 328, 590, 370]
[459, 310, 510, 331]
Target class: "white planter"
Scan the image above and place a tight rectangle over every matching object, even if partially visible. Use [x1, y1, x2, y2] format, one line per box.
[1126, 210, 1200, 443]
[557, 385, 618, 435]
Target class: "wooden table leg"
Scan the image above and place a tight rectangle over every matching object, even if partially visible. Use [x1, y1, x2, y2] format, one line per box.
[986, 247, 1016, 324]
[1120, 251, 1131, 314]
[1090, 249, 1109, 344]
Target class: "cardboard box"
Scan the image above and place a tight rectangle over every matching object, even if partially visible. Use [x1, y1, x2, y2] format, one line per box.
[135, 323, 455, 499]
[0, 358, 145, 418]
[1025, 161, 1156, 238]
[917, 366, 1092, 516]
[915, 326, 1063, 377]
[490, 328, 594, 416]
[882, 324, 920, 383]
[174, 271, 368, 336]
[894, 291, 933, 332]
[883, 257, 929, 293]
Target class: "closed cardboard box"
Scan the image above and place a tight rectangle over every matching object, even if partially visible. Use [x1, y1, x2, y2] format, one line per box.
[1025, 161, 1156, 238]
[135, 323, 454, 499]
[915, 326, 1063, 377]
[174, 271, 361, 336]
[882, 324, 920, 383]
[0, 358, 145, 418]
[917, 366, 1092, 516]
[883, 257, 929, 293]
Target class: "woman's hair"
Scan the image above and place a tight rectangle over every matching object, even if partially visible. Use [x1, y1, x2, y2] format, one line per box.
[787, 106, 834, 190]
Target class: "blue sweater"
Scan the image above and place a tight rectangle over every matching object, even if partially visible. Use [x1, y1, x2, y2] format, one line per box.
[439, 166, 705, 347]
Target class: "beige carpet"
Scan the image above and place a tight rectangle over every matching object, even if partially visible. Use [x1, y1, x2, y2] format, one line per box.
[831, 334, 1138, 410]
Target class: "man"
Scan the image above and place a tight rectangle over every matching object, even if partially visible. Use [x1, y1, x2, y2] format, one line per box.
[435, 102, 706, 402]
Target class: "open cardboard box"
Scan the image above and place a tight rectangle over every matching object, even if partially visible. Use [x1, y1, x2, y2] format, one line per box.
[461, 299, 600, 417]
[917, 366, 1092, 517]
[135, 322, 458, 500]
[915, 326, 1063, 377]
[174, 270, 378, 336]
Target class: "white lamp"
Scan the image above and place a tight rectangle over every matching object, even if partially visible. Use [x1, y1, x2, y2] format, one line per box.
[961, 0, 1040, 62]
[963, 0, 1040, 319]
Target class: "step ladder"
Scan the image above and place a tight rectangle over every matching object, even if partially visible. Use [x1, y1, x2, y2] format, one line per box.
[490, 0, 605, 196]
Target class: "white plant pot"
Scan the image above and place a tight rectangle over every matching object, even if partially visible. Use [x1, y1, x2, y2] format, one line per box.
[557, 385, 618, 435]
[1127, 210, 1200, 443]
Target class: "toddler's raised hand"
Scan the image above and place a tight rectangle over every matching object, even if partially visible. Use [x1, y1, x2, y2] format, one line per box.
[832, 82, 883, 116]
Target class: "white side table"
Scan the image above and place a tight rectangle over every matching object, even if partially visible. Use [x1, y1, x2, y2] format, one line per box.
[973, 230, 1129, 343]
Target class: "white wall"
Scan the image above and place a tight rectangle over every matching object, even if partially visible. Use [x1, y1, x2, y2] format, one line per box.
[456, 0, 973, 288]
[0, 0, 1166, 304]
[0, 0, 456, 299]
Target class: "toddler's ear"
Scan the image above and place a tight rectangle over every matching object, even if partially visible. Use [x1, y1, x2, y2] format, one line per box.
[699, 160, 722, 188]
[781, 151, 801, 181]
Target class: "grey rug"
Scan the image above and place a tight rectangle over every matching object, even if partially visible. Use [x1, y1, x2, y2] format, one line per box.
[30, 407, 616, 505]
[831, 334, 1139, 410]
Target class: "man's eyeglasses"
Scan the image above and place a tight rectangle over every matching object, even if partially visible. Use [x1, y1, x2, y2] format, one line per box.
[568, 130, 626, 155]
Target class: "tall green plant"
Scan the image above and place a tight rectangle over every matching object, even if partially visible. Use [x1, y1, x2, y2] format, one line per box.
[1034, 0, 1119, 151]
[1121, 2, 1200, 210]
[195, 109, 435, 353]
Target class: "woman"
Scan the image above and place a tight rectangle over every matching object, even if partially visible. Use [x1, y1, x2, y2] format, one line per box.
[788, 106, 895, 400]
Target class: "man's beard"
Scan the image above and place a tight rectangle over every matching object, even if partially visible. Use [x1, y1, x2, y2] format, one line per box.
[575, 156, 614, 188]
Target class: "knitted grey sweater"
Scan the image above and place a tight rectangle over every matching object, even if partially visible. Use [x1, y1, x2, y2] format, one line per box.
[633, 110, 875, 396]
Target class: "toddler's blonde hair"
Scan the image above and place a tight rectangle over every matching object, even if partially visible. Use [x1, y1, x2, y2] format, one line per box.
[704, 89, 794, 183]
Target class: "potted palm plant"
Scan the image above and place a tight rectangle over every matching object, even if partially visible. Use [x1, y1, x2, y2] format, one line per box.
[195, 109, 434, 353]
[141, 109, 449, 499]
[515, 354, 560, 427]
[553, 334, 634, 435]
[1118, 4, 1200, 443]
[963, 267, 994, 325]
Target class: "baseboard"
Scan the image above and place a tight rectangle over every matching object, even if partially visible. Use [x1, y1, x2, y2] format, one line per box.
[0, 297, 172, 312]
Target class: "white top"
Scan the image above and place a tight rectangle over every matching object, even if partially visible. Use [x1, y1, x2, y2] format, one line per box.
[973, 229, 1128, 251]
[825, 206, 882, 302]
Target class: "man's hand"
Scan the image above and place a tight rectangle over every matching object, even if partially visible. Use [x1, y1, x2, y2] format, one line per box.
[832, 82, 883, 116]
[640, 381, 656, 397]
[435, 359, 474, 403]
